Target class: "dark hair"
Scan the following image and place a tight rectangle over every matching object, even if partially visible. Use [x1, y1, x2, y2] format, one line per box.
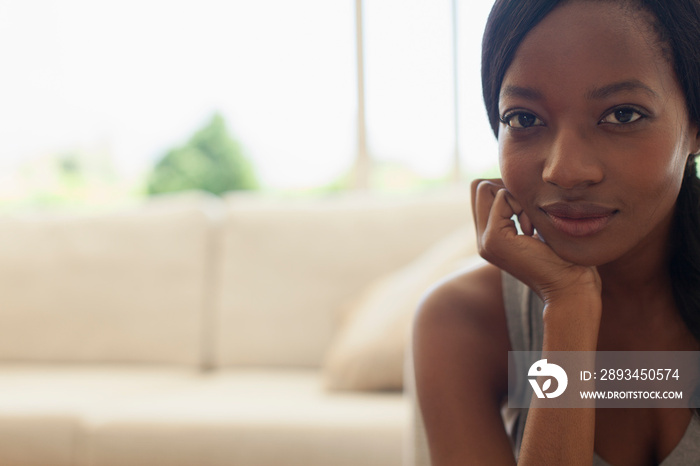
[481, 0, 700, 341]
[482, 0, 700, 133]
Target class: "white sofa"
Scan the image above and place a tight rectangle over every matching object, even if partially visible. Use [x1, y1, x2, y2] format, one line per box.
[0, 188, 477, 466]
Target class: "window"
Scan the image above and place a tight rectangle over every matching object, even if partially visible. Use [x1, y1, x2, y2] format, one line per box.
[0, 0, 497, 207]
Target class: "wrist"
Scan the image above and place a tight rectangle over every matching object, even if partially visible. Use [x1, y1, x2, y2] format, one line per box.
[541, 287, 602, 351]
[537, 266, 602, 305]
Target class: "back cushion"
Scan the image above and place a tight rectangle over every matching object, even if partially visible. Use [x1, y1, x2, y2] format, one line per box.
[214, 189, 472, 367]
[0, 194, 221, 366]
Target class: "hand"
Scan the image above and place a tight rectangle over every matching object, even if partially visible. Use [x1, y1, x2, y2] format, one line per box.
[471, 179, 601, 304]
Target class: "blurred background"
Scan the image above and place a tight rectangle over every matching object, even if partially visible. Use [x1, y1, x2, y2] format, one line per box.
[0, 0, 499, 211]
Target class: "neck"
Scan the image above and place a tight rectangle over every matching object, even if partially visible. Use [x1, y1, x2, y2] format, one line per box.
[594, 211, 700, 351]
[598, 247, 671, 302]
[598, 210, 678, 321]
[597, 212, 674, 314]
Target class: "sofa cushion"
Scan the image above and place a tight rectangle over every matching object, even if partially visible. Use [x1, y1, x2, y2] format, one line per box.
[215, 189, 471, 367]
[0, 414, 79, 466]
[0, 364, 197, 466]
[0, 193, 222, 365]
[82, 369, 408, 466]
[322, 227, 482, 391]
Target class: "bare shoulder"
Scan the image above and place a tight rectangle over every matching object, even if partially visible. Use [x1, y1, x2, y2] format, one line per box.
[412, 262, 515, 465]
[415, 261, 508, 336]
[413, 261, 511, 398]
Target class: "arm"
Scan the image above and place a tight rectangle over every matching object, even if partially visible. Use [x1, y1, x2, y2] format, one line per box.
[413, 269, 601, 466]
[413, 264, 517, 465]
[472, 179, 602, 465]
[415, 179, 603, 465]
[518, 292, 601, 465]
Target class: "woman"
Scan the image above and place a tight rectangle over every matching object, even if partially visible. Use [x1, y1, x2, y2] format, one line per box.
[413, 0, 700, 464]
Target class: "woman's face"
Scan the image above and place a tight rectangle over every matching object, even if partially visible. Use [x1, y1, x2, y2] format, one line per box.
[498, 0, 700, 267]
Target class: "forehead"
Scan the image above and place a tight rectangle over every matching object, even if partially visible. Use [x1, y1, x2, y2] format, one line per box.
[501, 1, 675, 104]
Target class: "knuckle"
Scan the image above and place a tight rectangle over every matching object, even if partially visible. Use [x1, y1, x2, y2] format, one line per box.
[479, 234, 500, 262]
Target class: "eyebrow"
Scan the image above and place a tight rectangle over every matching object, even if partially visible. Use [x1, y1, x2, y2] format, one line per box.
[500, 80, 659, 103]
[585, 80, 659, 100]
[500, 85, 544, 101]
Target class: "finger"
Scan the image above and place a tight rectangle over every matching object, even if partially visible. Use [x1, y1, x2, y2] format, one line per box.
[477, 188, 522, 264]
[470, 178, 503, 222]
[519, 212, 535, 236]
[502, 191, 534, 236]
[472, 180, 506, 243]
[519, 212, 535, 237]
[485, 188, 520, 239]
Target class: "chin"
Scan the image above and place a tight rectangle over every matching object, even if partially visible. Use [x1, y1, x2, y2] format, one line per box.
[539, 234, 614, 268]
[557, 252, 605, 267]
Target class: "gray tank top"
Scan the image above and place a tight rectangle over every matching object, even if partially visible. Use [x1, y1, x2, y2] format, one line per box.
[501, 271, 700, 465]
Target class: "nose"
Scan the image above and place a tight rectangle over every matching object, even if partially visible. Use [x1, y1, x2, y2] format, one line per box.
[542, 128, 604, 189]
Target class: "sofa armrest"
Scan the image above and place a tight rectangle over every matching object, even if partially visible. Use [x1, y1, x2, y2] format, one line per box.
[403, 332, 432, 466]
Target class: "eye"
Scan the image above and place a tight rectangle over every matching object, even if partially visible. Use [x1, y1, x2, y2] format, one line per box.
[500, 111, 544, 129]
[599, 106, 646, 125]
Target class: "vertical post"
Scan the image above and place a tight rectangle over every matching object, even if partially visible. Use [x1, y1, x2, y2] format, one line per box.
[451, 0, 461, 185]
[354, 0, 370, 190]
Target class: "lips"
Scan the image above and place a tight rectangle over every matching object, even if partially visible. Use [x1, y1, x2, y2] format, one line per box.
[540, 202, 618, 237]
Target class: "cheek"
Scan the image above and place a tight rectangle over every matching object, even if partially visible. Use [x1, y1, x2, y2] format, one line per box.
[499, 140, 538, 200]
[623, 135, 688, 205]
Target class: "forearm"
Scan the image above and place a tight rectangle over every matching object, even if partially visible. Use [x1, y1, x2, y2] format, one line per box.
[518, 406, 595, 466]
[471, 180, 604, 464]
[518, 294, 601, 465]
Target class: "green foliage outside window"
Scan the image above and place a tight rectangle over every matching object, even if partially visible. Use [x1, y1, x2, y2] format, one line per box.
[147, 113, 258, 196]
